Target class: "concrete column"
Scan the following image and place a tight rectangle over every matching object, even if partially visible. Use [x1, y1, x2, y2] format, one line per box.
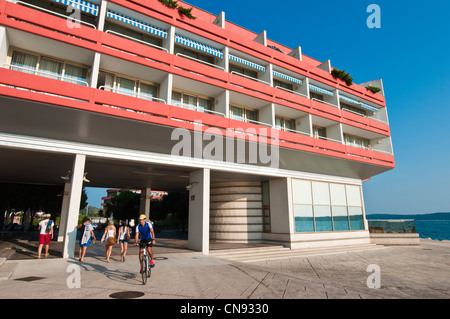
[140, 187, 151, 220]
[188, 168, 210, 254]
[97, 0, 108, 31]
[90, 52, 101, 88]
[57, 182, 71, 242]
[62, 154, 86, 259]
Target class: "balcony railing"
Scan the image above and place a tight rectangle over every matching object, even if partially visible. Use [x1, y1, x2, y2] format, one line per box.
[14, 0, 97, 29]
[0, 67, 395, 167]
[2, 64, 89, 87]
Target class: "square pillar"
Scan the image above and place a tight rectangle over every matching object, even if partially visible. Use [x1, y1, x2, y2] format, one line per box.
[57, 182, 71, 242]
[140, 187, 151, 220]
[188, 168, 210, 254]
[62, 154, 86, 258]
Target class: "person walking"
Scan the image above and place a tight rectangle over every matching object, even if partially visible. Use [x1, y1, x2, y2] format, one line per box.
[101, 220, 116, 263]
[37, 214, 53, 259]
[135, 214, 156, 273]
[117, 221, 130, 262]
[77, 217, 95, 262]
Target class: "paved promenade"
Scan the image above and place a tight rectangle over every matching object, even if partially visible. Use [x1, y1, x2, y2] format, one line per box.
[1, 234, 449, 300]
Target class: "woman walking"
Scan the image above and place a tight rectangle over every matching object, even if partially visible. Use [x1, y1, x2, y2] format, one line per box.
[117, 221, 130, 262]
[101, 220, 116, 263]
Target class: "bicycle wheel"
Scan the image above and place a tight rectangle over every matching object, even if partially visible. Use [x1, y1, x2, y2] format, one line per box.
[141, 255, 148, 285]
[147, 261, 152, 279]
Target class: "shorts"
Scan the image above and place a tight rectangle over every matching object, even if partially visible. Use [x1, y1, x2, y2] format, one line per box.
[39, 234, 51, 245]
[139, 239, 153, 249]
[119, 239, 128, 244]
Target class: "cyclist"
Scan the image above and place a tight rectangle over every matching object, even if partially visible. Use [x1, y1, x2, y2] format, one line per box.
[135, 214, 156, 273]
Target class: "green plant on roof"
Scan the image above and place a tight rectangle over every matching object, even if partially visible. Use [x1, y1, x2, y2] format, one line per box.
[331, 69, 353, 86]
[365, 85, 381, 94]
[177, 6, 196, 19]
[158, 0, 196, 19]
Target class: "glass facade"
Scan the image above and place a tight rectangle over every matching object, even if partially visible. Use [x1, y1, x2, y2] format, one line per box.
[292, 179, 365, 233]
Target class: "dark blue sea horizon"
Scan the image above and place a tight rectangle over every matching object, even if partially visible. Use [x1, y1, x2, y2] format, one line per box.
[414, 220, 450, 241]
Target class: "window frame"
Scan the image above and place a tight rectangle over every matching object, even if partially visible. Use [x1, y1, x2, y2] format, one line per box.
[8, 47, 90, 86]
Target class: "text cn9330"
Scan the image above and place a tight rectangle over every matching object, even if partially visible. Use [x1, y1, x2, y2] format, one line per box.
[179, 303, 269, 316]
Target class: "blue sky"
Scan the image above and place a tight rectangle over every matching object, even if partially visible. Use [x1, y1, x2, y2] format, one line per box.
[86, 0, 450, 214]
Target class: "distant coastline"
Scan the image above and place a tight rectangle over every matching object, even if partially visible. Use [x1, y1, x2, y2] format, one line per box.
[366, 212, 450, 221]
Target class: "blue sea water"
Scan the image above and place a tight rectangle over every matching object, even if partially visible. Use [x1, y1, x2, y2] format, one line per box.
[414, 220, 450, 241]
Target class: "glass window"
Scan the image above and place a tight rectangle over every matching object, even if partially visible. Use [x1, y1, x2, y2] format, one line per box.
[310, 92, 324, 101]
[183, 94, 197, 110]
[285, 119, 295, 131]
[64, 64, 88, 86]
[198, 97, 212, 112]
[139, 82, 157, 100]
[294, 205, 314, 232]
[349, 206, 364, 230]
[245, 109, 257, 122]
[273, 79, 293, 91]
[312, 182, 330, 206]
[292, 179, 312, 205]
[313, 126, 327, 139]
[38, 57, 63, 80]
[275, 117, 283, 130]
[172, 91, 182, 107]
[330, 183, 347, 206]
[11, 51, 38, 73]
[314, 205, 332, 232]
[116, 77, 135, 96]
[230, 64, 258, 79]
[332, 206, 349, 231]
[275, 117, 295, 131]
[231, 106, 244, 121]
[346, 185, 362, 207]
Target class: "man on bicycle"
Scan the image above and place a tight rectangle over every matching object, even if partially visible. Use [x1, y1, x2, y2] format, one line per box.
[135, 214, 156, 273]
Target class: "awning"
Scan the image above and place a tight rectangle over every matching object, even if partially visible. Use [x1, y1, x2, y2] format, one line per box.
[309, 84, 334, 96]
[339, 94, 360, 105]
[53, 0, 98, 16]
[107, 10, 167, 38]
[359, 102, 378, 112]
[340, 94, 378, 112]
[175, 34, 223, 58]
[273, 71, 302, 85]
[229, 54, 265, 72]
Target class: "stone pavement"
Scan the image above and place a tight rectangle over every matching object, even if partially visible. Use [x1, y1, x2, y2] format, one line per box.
[1, 237, 449, 300]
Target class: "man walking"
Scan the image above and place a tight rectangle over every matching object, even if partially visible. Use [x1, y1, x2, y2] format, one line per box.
[37, 214, 53, 259]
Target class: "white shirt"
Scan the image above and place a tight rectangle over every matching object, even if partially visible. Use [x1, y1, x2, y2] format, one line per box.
[39, 219, 53, 235]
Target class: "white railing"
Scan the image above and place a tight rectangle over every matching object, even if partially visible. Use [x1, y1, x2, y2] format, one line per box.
[176, 53, 224, 71]
[105, 30, 168, 53]
[275, 86, 308, 98]
[14, 1, 97, 29]
[3, 63, 90, 86]
[311, 98, 339, 108]
[171, 102, 226, 117]
[98, 86, 167, 104]
[230, 71, 271, 86]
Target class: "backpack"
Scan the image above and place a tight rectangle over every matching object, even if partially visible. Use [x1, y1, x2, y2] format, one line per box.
[45, 220, 53, 234]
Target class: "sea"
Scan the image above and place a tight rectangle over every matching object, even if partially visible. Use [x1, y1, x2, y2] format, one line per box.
[414, 220, 450, 241]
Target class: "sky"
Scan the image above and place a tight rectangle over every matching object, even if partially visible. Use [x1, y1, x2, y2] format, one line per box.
[86, 0, 450, 214]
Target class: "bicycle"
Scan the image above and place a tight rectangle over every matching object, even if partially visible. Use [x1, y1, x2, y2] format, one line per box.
[136, 240, 153, 285]
[141, 244, 151, 284]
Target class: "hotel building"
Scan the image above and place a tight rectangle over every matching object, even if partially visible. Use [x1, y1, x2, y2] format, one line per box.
[0, 0, 394, 258]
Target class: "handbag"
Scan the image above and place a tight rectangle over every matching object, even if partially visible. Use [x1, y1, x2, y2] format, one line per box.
[106, 227, 115, 245]
[124, 226, 131, 242]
